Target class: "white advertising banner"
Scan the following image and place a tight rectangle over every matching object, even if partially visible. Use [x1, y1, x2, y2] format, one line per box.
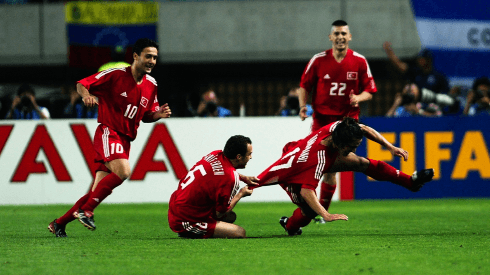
[0, 118, 339, 205]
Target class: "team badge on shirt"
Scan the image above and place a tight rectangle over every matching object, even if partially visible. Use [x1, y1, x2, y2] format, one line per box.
[140, 97, 149, 108]
[347, 72, 358, 80]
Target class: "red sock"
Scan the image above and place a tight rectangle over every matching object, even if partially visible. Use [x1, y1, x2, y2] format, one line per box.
[56, 191, 91, 225]
[81, 173, 123, 212]
[319, 183, 337, 211]
[286, 208, 312, 232]
[364, 159, 412, 188]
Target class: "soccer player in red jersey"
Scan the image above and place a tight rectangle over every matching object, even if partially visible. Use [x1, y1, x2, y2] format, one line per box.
[297, 20, 378, 219]
[48, 38, 172, 237]
[168, 135, 258, 239]
[252, 117, 433, 236]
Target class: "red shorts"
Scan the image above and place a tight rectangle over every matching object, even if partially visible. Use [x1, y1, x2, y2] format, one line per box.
[93, 124, 131, 164]
[311, 113, 359, 132]
[167, 211, 217, 239]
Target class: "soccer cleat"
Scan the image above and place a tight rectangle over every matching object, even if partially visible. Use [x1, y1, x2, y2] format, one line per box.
[409, 168, 434, 192]
[73, 209, 96, 231]
[48, 219, 67, 237]
[279, 216, 302, 236]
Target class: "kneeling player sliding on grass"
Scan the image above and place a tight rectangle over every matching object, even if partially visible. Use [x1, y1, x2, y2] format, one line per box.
[251, 117, 434, 236]
[168, 135, 258, 239]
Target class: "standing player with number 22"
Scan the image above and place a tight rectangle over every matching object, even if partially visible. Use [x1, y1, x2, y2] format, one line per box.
[48, 38, 172, 237]
[297, 20, 378, 219]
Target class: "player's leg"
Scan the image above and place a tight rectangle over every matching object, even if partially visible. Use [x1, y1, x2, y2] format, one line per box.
[363, 158, 433, 191]
[74, 126, 131, 230]
[335, 154, 434, 191]
[319, 172, 337, 211]
[48, 175, 100, 237]
[73, 170, 110, 230]
[280, 207, 314, 236]
[83, 158, 131, 211]
[279, 184, 315, 235]
[212, 221, 246, 238]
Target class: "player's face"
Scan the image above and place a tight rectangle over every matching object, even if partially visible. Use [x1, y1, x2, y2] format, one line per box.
[236, 144, 253, 169]
[338, 138, 362, 157]
[329, 26, 351, 52]
[134, 47, 158, 74]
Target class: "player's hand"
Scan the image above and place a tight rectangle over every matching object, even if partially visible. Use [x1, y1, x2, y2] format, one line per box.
[390, 146, 409, 161]
[383, 41, 392, 52]
[11, 96, 21, 108]
[156, 103, 172, 118]
[299, 106, 308, 121]
[323, 213, 348, 222]
[239, 186, 253, 197]
[82, 95, 98, 107]
[349, 91, 359, 107]
[240, 175, 259, 186]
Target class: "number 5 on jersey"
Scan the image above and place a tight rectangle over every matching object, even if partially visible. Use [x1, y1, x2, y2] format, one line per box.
[181, 165, 207, 189]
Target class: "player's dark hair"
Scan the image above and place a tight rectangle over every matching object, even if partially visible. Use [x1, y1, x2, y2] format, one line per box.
[472, 76, 490, 92]
[332, 20, 348, 27]
[223, 135, 252, 160]
[17, 84, 35, 96]
[332, 117, 363, 148]
[133, 38, 159, 55]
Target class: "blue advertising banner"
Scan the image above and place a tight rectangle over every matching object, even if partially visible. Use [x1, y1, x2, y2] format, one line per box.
[411, 0, 490, 88]
[355, 116, 490, 199]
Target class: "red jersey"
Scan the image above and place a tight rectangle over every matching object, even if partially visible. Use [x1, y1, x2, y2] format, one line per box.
[78, 66, 160, 141]
[300, 49, 377, 117]
[256, 121, 341, 190]
[168, 150, 240, 223]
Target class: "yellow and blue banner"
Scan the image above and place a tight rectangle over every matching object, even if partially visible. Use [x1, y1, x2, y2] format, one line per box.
[356, 116, 490, 199]
[65, 2, 158, 69]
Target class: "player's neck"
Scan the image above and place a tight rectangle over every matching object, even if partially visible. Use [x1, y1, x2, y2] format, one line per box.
[131, 64, 145, 84]
[332, 48, 348, 62]
[320, 136, 333, 147]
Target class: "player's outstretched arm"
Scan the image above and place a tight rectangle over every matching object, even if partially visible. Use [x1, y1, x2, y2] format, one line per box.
[300, 188, 348, 222]
[239, 174, 259, 186]
[361, 124, 408, 161]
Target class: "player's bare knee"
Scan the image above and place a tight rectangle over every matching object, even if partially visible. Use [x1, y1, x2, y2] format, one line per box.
[234, 227, 246, 238]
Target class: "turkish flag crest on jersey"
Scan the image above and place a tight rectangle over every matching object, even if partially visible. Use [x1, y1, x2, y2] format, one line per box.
[347, 72, 358, 80]
[140, 97, 149, 108]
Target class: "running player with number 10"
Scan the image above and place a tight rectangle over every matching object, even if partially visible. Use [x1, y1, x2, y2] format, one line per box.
[48, 38, 172, 237]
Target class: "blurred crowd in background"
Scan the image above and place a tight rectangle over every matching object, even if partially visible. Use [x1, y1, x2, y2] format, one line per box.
[1, 43, 488, 120]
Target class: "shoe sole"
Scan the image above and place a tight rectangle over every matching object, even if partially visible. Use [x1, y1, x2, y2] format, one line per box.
[73, 212, 96, 231]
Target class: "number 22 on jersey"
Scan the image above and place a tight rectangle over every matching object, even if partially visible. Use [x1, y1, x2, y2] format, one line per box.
[330, 82, 346, 96]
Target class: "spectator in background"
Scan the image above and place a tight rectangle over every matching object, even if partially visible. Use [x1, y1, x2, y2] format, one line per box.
[196, 89, 232, 117]
[386, 84, 442, 117]
[62, 84, 98, 119]
[276, 87, 313, 116]
[98, 45, 131, 72]
[383, 42, 450, 95]
[5, 84, 50, 119]
[464, 76, 490, 116]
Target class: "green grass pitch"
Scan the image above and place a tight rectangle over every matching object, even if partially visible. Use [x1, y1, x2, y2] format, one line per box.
[1, 199, 489, 275]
